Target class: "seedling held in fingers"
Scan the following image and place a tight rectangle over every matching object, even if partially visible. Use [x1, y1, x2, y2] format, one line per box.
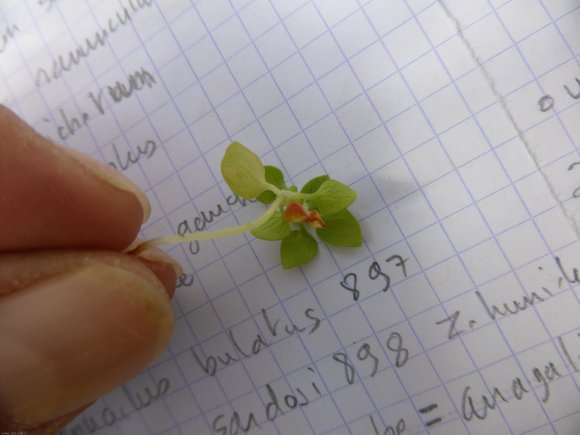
[135, 142, 362, 269]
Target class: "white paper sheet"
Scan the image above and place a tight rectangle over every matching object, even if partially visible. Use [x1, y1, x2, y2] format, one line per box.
[1, 0, 579, 434]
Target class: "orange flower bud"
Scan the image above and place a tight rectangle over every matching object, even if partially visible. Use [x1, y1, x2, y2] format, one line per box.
[306, 209, 325, 229]
[283, 202, 326, 228]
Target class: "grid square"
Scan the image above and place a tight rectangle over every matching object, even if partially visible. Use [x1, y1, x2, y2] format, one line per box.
[351, 41, 397, 89]
[284, 2, 327, 48]
[255, 24, 297, 69]
[459, 152, 510, 200]
[288, 84, 332, 127]
[461, 239, 511, 284]
[271, 53, 314, 98]
[394, 273, 439, 317]
[238, 0, 279, 39]
[166, 388, 199, 424]
[463, 13, 512, 60]
[223, 244, 263, 283]
[368, 73, 414, 121]
[437, 35, 478, 79]
[323, 145, 365, 184]
[364, 0, 412, 35]
[227, 45, 268, 88]
[305, 114, 350, 158]
[302, 32, 345, 78]
[355, 126, 399, 172]
[421, 85, 470, 133]
[187, 304, 223, 342]
[333, 383, 375, 422]
[373, 158, 419, 204]
[179, 158, 215, 198]
[462, 323, 512, 367]
[213, 290, 251, 329]
[197, 0, 234, 30]
[397, 354, 440, 396]
[171, 8, 206, 51]
[478, 186, 529, 233]
[516, 172, 558, 215]
[534, 207, 577, 251]
[153, 175, 189, 213]
[332, 10, 377, 58]
[244, 74, 284, 117]
[403, 52, 450, 100]
[526, 116, 574, 166]
[318, 64, 362, 109]
[557, 9, 580, 55]
[260, 104, 301, 145]
[276, 133, 318, 176]
[190, 112, 228, 153]
[149, 102, 187, 142]
[417, 2, 456, 45]
[543, 0, 580, 18]
[200, 65, 238, 106]
[216, 93, 254, 135]
[497, 221, 547, 267]
[146, 27, 182, 67]
[386, 106, 434, 153]
[391, 190, 436, 236]
[429, 340, 476, 382]
[485, 48, 533, 94]
[442, 205, 492, 252]
[519, 26, 570, 77]
[426, 256, 473, 300]
[212, 16, 251, 58]
[218, 364, 254, 399]
[383, 19, 431, 67]
[164, 129, 201, 169]
[456, 69, 497, 113]
[303, 396, 344, 434]
[185, 37, 222, 78]
[476, 103, 515, 148]
[407, 223, 455, 268]
[330, 305, 373, 344]
[423, 172, 472, 219]
[174, 82, 212, 126]
[239, 275, 279, 315]
[314, 0, 359, 27]
[405, 139, 453, 185]
[336, 94, 382, 140]
[497, 0, 551, 41]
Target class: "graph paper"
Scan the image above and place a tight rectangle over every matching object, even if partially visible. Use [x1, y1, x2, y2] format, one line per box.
[1, 0, 579, 434]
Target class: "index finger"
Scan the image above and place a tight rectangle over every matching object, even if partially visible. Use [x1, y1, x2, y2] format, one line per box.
[0, 106, 150, 251]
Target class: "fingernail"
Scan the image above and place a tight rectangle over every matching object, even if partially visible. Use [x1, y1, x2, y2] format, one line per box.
[137, 248, 182, 299]
[58, 145, 151, 223]
[0, 264, 173, 428]
[137, 248, 182, 276]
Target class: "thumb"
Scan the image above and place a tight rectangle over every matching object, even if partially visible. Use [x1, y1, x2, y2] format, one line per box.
[0, 250, 176, 433]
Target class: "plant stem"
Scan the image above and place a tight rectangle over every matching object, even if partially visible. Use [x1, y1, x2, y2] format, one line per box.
[132, 197, 282, 255]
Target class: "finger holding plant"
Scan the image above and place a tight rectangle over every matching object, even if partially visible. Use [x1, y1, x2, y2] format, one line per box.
[134, 142, 362, 269]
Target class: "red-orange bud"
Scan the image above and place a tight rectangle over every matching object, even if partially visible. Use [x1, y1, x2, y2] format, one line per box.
[283, 202, 326, 228]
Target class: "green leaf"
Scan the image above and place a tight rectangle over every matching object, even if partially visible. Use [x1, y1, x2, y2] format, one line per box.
[316, 209, 362, 247]
[280, 227, 318, 269]
[257, 165, 285, 204]
[251, 211, 291, 241]
[221, 142, 268, 199]
[301, 175, 329, 194]
[313, 180, 357, 215]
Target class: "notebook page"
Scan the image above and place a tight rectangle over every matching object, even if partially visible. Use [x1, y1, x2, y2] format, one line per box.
[0, 1, 579, 434]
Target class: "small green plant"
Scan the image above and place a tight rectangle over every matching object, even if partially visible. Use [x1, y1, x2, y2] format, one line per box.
[135, 142, 362, 269]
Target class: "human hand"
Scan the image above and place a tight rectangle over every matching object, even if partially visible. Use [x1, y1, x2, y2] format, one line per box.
[0, 106, 179, 434]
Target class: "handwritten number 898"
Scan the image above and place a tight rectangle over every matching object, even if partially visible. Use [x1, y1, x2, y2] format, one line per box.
[332, 333, 408, 384]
